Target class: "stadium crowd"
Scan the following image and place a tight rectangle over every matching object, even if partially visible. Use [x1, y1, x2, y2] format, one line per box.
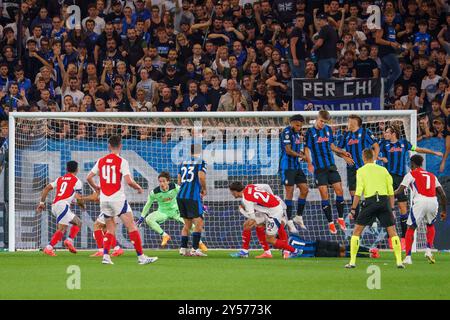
[0, 0, 449, 144]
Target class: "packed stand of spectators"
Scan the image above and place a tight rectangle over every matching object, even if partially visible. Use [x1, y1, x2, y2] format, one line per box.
[0, 0, 449, 143]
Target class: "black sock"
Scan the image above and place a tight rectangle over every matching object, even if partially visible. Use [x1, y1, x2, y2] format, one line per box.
[322, 200, 332, 223]
[285, 199, 293, 220]
[336, 196, 344, 219]
[181, 236, 189, 248]
[297, 198, 306, 216]
[192, 232, 201, 250]
[400, 214, 408, 238]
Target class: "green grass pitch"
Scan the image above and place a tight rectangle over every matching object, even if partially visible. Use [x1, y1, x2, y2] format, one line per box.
[1, 250, 449, 300]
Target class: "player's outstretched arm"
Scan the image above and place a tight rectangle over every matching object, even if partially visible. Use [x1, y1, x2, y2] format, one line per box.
[124, 174, 144, 194]
[394, 185, 407, 196]
[304, 147, 314, 173]
[415, 147, 443, 157]
[36, 184, 54, 213]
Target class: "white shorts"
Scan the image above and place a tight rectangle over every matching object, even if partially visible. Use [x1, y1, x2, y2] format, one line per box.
[408, 198, 439, 226]
[100, 200, 132, 218]
[254, 213, 266, 225]
[96, 213, 120, 225]
[264, 205, 284, 236]
[51, 202, 76, 226]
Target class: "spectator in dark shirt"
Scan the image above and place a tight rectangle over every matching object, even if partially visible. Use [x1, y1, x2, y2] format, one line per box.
[312, 13, 338, 79]
[353, 45, 379, 78]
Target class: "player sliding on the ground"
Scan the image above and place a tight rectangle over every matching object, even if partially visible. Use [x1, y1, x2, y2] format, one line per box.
[177, 144, 207, 257]
[288, 234, 379, 258]
[229, 182, 302, 259]
[136, 171, 207, 252]
[304, 110, 352, 234]
[231, 192, 287, 259]
[90, 213, 123, 257]
[394, 155, 447, 265]
[280, 114, 309, 232]
[337, 115, 379, 220]
[36, 161, 98, 256]
[86, 135, 158, 265]
[346, 148, 404, 269]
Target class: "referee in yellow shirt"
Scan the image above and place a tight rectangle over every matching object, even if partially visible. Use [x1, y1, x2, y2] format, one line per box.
[346, 148, 405, 269]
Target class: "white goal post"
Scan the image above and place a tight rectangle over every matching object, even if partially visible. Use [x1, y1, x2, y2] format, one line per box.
[8, 110, 420, 252]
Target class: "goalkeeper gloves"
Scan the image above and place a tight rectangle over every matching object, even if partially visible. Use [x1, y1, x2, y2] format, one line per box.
[136, 217, 145, 227]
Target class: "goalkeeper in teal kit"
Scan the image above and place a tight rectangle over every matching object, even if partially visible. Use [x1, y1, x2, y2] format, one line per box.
[136, 172, 207, 251]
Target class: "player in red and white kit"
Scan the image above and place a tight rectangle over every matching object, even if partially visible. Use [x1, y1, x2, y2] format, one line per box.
[395, 155, 447, 264]
[229, 182, 302, 259]
[86, 135, 158, 265]
[37, 161, 98, 256]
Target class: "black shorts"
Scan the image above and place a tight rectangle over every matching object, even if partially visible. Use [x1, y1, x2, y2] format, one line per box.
[356, 196, 396, 228]
[176, 198, 203, 219]
[315, 240, 341, 257]
[347, 166, 357, 192]
[280, 169, 307, 186]
[315, 165, 341, 187]
[392, 174, 408, 202]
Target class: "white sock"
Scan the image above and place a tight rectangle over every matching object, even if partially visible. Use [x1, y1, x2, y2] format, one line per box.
[265, 250, 271, 255]
[113, 246, 120, 251]
[46, 245, 53, 250]
[242, 249, 249, 253]
[162, 232, 168, 237]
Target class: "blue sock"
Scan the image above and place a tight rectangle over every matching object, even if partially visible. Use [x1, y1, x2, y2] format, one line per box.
[192, 232, 201, 250]
[285, 199, 293, 220]
[181, 236, 189, 248]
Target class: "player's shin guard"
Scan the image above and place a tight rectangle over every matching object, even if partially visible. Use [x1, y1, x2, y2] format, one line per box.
[49, 230, 64, 247]
[297, 198, 306, 216]
[426, 224, 435, 249]
[255, 226, 270, 251]
[336, 196, 344, 218]
[285, 199, 293, 220]
[400, 214, 408, 238]
[192, 232, 201, 250]
[69, 225, 80, 240]
[391, 236, 403, 265]
[129, 230, 143, 256]
[274, 239, 295, 253]
[94, 229, 104, 249]
[405, 228, 415, 256]
[349, 235, 360, 265]
[242, 229, 251, 250]
[181, 236, 189, 248]
[103, 232, 114, 255]
[322, 200, 332, 223]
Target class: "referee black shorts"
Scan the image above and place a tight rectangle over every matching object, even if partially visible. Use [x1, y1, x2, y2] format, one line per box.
[356, 195, 395, 228]
[391, 174, 408, 202]
[346, 166, 357, 192]
[280, 169, 307, 186]
[176, 198, 203, 219]
[314, 165, 341, 187]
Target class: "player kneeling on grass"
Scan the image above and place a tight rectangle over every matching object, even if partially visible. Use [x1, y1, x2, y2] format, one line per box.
[136, 171, 207, 252]
[346, 148, 404, 269]
[37, 161, 98, 256]
[229, 182, 302, 259]
[87, 135, 158, 265]
[394, 155, 447, 265]
[288, 234, 379, 258]
[90, 213, 123, 257]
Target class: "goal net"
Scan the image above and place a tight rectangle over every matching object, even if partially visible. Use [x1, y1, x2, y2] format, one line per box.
[9, 111, 423, 251]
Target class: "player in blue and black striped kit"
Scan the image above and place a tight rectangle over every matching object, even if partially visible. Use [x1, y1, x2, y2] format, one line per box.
[304, 110, 352, 234]
[379, 125, 442, 243]
[279, 114, 309, 232]
[337, 115, 379, 220]
[177, 144, 207, 257]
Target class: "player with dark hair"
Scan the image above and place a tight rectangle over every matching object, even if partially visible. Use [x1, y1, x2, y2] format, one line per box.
[177, 144, 207, 256]
[87, 135, 158, 265]
[395, 155, 447, 264]
[37, 161, 98, 256]
[136, 171, 208, 251]
[288, 234, 379, 258]
[304, 110, 353, 234]
[338, 114, 379, 220]
[279, 114, 309, 232]
[379, 125, 443, 247]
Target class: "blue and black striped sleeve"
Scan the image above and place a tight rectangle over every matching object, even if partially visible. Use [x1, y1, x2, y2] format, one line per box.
[365, 129, 377, 146]
[281, 128, 293, 149]
[405, 140, 413, 151]
[337, 131, 346, 149]
[328, 126, 335, 144]
[305, 129, 313, 149]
